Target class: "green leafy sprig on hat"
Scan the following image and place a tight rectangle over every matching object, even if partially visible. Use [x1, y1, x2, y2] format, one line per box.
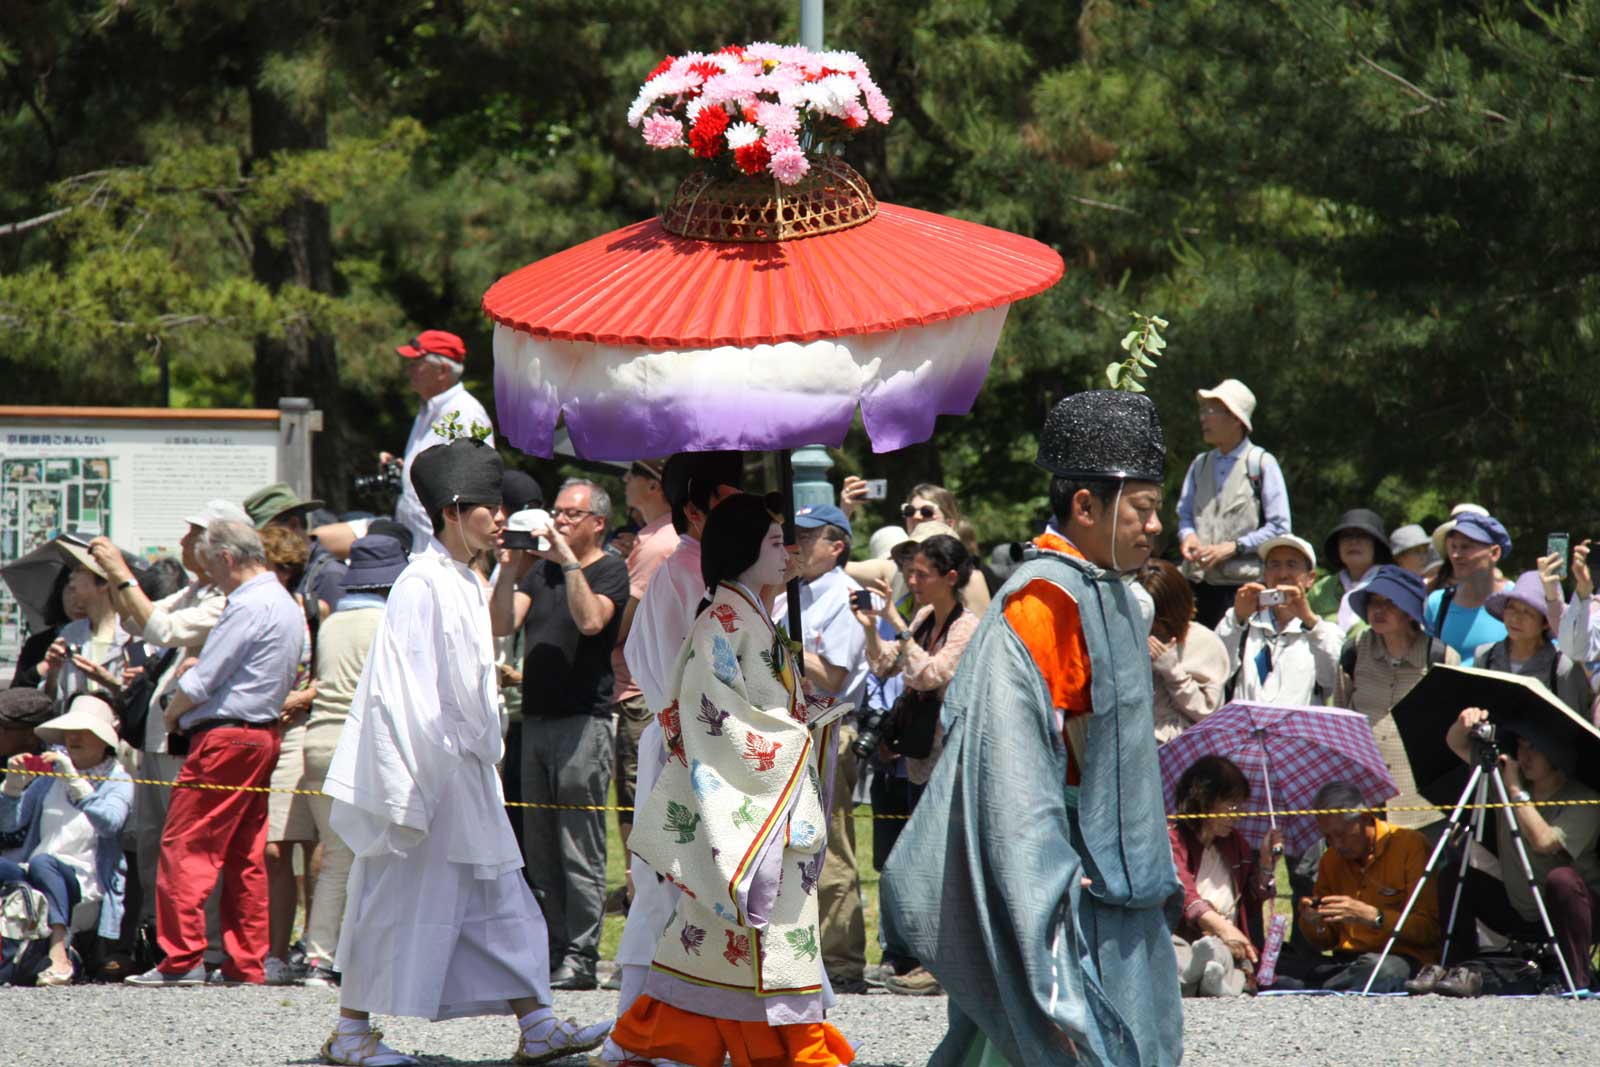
[431, 410, 492, 442]
[1105, 312, 1168, 393]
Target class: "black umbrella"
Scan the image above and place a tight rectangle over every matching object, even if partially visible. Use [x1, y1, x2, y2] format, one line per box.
[1394, 664, 1600, 805]
[0, 533, 144, 631]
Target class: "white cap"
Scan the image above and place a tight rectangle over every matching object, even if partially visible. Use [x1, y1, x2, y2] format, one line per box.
[1197, 379, 1257, 433]
[184, 499, 251, 529]
[1257, 533, 1317, 570]
[1431, 502, 1488, 557]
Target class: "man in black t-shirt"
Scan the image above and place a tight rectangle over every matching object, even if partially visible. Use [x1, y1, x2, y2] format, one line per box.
[490, 477, 630, 990]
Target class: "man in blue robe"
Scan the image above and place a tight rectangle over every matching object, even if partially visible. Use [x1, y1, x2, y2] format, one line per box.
[881, 390, 1183, 1066]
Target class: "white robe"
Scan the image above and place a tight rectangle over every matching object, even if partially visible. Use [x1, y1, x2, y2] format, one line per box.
[325, 539, 549, 1020]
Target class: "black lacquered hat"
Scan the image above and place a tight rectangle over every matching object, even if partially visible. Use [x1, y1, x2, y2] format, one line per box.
[1035, 389, 1166, 483]
[411, 438, 504, 521]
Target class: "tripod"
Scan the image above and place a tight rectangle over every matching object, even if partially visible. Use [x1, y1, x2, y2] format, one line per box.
[1362, 733, 1580, 996]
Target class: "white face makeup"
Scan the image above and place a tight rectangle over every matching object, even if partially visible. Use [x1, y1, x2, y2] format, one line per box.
[740, 522, 790, 588]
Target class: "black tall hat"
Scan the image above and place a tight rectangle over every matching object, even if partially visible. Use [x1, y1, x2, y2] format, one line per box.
[410, 438, 504, 521]
[1035, 389, 1166, 483]
[663, 451, 745, 507]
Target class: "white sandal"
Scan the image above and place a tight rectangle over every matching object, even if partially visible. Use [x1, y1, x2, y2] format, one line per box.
[515, 1016, 611, 1065]
[320, 1027, 420, 1066]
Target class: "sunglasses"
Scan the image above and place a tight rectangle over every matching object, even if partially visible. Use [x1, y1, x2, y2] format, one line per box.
[901, 504, 938, 521]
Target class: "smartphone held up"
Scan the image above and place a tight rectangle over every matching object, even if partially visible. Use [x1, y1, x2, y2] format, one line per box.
[1547, 532, 1570, 579]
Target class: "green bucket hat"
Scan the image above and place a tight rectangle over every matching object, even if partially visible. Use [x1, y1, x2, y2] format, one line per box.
[243, 482, 325, 529]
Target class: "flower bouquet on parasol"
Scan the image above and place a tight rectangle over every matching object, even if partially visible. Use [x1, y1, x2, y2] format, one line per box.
[628, 43, 893, 183]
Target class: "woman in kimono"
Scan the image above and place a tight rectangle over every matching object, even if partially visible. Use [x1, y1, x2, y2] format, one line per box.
[602, 493, 855, 1067]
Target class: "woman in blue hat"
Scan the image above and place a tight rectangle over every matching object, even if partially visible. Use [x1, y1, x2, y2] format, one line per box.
[1335, 565, 1460, 832]
[1423, 513, 1515, 666]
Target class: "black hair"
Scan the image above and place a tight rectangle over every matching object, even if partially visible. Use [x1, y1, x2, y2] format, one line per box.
[1173, 755, 1252, 819]
[698, 494, 779, 613]
[908, 534, 973, 595]
[1049, 476, 1120, 528]
[140, 556, 188, 601]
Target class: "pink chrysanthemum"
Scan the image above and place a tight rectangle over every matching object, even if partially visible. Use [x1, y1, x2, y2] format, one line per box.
[769, 148, 810, 185]
[755, 101, 800, 133]
[762, 128, 800, 155]
[642, 113, 685, 148]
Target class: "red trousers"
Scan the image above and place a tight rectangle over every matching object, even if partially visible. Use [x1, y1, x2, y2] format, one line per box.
[156, 725, 280, 982]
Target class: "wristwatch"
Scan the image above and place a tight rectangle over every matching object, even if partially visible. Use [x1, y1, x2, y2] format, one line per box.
[893, 629, 911, 643]
[561, 561, 582, 574]
[1511, 788, 1533, 804]
[1370, 908, 1384, 930]
[116, 578, 138, 591]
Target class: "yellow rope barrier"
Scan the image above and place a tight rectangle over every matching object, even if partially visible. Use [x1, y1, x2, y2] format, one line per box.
[9, 767, 1597, 820]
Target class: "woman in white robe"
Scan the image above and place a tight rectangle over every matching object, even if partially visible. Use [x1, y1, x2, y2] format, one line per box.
[602, 493, 854, 1067]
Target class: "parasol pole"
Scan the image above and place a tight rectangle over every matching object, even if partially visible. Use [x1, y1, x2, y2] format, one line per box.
[781, 449, 804, 678]
[800, 0, 824, 50]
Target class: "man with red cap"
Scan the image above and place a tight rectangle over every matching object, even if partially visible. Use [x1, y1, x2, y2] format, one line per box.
[386, 329, 495, 549]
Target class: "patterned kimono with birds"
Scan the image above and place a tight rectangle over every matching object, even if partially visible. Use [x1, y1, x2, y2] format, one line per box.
[630, 580, 846, 1024]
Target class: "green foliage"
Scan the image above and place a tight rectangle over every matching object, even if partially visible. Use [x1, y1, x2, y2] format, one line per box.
[2, 1, 1596, 556]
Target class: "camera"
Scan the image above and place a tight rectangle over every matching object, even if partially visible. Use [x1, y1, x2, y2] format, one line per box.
[851, 589, 877, 613]
[862, 479, 888, 500]
[852, 704, 896, 760]
[1469, 720, 1496, 746]
[1258, 589, 1286, 608]
[353, 458, 403, 498]
[502, 508, 553, 552]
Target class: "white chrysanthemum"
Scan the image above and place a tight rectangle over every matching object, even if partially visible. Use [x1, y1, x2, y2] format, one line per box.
[815, 50, 866, 74]
[627, 85, 660, 127]
[725, 122, 761, 150]
[685, 97, 708, 123]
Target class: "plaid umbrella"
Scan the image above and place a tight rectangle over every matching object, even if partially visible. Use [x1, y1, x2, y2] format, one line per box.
[1158, 702, 1398, 855]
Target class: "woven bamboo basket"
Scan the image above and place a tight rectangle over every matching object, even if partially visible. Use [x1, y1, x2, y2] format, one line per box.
[660, 155, 877, 243]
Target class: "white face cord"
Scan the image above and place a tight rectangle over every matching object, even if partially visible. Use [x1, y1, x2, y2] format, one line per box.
[1109, 479, 1126, 573]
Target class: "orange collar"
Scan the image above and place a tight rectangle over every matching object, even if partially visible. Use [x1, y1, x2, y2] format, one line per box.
[1033, 531, 1086, 560]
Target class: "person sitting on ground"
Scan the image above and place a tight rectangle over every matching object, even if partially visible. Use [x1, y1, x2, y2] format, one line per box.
[1430, 707, 1600, 994]
[1167, 755, 1282, 997]
[1274, 780, 1440, 992]
[1176, 379, 1292, 628]
[1214, 534, 1343, 705]
[1474, 570, 1592, 715]
[1389, 524, 1434, 579]
[1137, 560, 1228, 743]
[1334, 565, 1460, 831]
[0, 694, 132, 986]
[1424, 512, 1513, 666]
[1307, 508, 1391, 634]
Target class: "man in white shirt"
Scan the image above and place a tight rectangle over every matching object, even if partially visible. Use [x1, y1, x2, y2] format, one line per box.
[1215, 534, 1343, 705]
[386, 329, 495, 549]
[773, 503, 869, 993]
[322, 437, 606, 1066]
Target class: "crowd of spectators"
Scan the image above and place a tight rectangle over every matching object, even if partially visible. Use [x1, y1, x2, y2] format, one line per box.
[1, 352, 1595, 1014]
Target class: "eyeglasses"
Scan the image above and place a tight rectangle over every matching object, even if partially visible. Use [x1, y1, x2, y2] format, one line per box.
[551, 507, 596, 521]
[901, 504, 938, 521]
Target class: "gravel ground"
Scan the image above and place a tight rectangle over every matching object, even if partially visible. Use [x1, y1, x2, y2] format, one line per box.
[1, 983, 1595, 1066]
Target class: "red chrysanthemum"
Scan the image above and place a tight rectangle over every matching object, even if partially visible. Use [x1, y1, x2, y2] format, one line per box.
[734, 140, 771, 175]
[646, 55, 675, 81]
[716, 44, 745, 58]
[688, 106, 731, 159]
[743, 103, 760, 123]
[687, 60, 722, 82]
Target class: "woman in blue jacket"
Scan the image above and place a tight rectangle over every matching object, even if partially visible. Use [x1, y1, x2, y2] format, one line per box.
[0, 693, 132, 985]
